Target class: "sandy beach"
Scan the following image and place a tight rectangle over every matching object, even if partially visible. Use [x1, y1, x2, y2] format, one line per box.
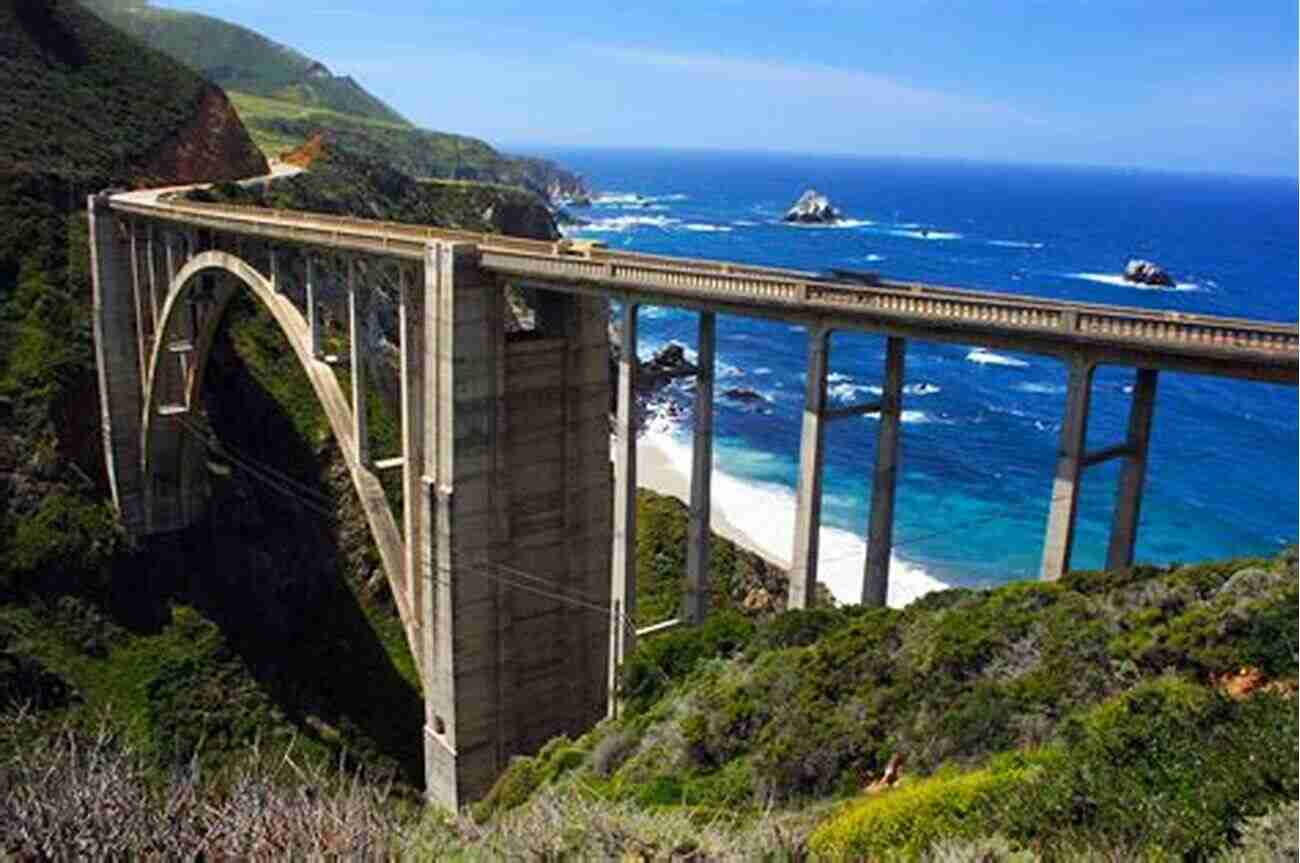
[635, 434, 791, 570]
[629, 433, 951, 608]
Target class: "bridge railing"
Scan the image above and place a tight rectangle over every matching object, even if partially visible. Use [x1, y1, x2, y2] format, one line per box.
[110, 196, 1300, 362]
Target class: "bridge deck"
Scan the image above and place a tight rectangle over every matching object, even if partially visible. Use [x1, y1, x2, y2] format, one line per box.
[109, 194, 1299, 384]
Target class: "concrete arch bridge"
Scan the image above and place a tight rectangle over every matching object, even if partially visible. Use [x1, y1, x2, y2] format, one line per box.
[89, 189, 1298, 808]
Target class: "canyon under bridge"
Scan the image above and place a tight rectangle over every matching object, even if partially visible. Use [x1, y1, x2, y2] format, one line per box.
[89, 189, 1299, 809]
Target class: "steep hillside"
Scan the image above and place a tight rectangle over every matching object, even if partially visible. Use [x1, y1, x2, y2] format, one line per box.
[0, 0, 265, 184]
[78, 0, 588, 202]
[80, 0, 409, 126]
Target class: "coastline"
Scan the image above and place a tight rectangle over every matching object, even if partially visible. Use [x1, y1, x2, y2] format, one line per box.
[631, 432, 951, 609]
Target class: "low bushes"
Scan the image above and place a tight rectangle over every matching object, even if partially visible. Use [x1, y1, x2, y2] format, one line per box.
[809, 753, 1047, 860]
[809, 676, 1299, 860]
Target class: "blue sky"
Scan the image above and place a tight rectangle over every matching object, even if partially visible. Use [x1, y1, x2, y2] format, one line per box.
[163, 1, 1298, 177]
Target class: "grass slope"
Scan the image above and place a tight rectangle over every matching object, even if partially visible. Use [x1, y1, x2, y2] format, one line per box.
[226, 90, 587, 201]
[80, 0, 409, 125]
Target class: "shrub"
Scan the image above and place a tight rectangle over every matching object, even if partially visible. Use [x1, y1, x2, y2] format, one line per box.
[1216, 799, 1300, 862]
[808, 754, 1048, 861]
[619, 611, 755, 715]
[999, 676, 1299, 857]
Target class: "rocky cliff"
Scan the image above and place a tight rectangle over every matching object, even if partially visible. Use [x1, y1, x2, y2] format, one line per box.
[139, 83, 268, 186]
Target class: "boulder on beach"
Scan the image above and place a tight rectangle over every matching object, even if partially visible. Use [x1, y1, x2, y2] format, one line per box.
[1123, 259, 1175, 287]
[783, 189, 840, 224]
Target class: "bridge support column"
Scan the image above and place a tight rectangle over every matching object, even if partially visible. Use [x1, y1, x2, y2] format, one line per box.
[1040, 356, 1095, 581]
[399, 263, 425, 665]
[421, 241, 503, 811]
[609, 300, 638, 715]
[89, 195, 146, 535]
[863, 337, 906, 606]
[128, 221, 148, 381]
[790, 326, 830, 609]
[348, 258, 369, 467]
[306, 256, 321, 359]
[1105, 369, 1158, 570]
[683, 312, 716, 626]
[146, 224, 159, 327]
[165, 231, 178, 289]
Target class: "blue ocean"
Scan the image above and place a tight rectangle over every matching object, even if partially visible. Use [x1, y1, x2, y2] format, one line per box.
[546, 148, 1298, 601]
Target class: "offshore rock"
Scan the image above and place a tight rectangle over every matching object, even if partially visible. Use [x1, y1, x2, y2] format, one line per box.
[783, 188, 841, 224]
[640, 343, 698, 391]
[1123, 259, 1175, 287]
[722, 386, 767, 403]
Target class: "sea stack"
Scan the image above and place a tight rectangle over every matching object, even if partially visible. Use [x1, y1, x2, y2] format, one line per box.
[1123, 259, 1175, 287]
[783, 189, 841, 224]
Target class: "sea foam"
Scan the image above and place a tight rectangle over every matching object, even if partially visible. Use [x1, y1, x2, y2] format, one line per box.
[966, 347, 1029, 368]
[574, 215, 678, 233]
[890, 229, 963, 240]
[1069, 272, 1201, 292]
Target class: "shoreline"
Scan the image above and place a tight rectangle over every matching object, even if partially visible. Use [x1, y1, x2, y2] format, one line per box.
[630, 432, 951, 609]
[635, 433, 791, 572]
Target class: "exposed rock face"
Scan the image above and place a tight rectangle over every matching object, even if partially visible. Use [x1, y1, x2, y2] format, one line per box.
[783, 189, 840, 224]
[140, 84, 268, 186]
[481, 201, 560, 241]
[1123, 259, 1175, 287]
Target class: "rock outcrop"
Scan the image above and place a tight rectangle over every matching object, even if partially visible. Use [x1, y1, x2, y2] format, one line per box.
[783, 189, 840, 224]
[640, 343, 698, 390]
[1123, 259, 1175, 287]
[139, 84, 268, 186]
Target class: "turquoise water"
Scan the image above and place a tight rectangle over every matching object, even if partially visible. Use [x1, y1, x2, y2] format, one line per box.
[547, 148, 1298, 593]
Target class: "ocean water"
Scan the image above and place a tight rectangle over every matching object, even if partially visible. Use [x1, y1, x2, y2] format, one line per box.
[546, 148, 1299, 603]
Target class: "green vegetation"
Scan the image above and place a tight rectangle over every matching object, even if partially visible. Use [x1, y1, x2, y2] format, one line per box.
[80, 0, 409, 125]
[0, 0, 206, 179]
[470, 547, 1297, 858]
[192, 144, 558, 237]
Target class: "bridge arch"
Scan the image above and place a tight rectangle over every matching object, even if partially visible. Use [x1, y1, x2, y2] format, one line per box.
[140, 249, 415, 644]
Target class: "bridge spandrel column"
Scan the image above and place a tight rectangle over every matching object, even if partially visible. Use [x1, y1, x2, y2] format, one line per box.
[1039, 356, 1095, 581]
[89, 195, 146, 535]
[348, 259, 369, 467]
[610, 299, 638, 716]
[790, 326, 830, 609]
[1106, 368, 1158, 571]
[863, 336, 906, 606]
[399, 264, 425, 665]
[422, 241, 503, 811]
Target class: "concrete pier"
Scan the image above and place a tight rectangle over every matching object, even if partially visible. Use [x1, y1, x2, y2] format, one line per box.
[683, 311, 716, 625]
[89, 196, 146, 535]
[609, 300, 639, 711]
[789, 326, 830, 609]
[863, 337, 906, 606]
[1040, 356, 1095, 580]
[399, 263, 425, 661]
[1105, 369, 1158, 570]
